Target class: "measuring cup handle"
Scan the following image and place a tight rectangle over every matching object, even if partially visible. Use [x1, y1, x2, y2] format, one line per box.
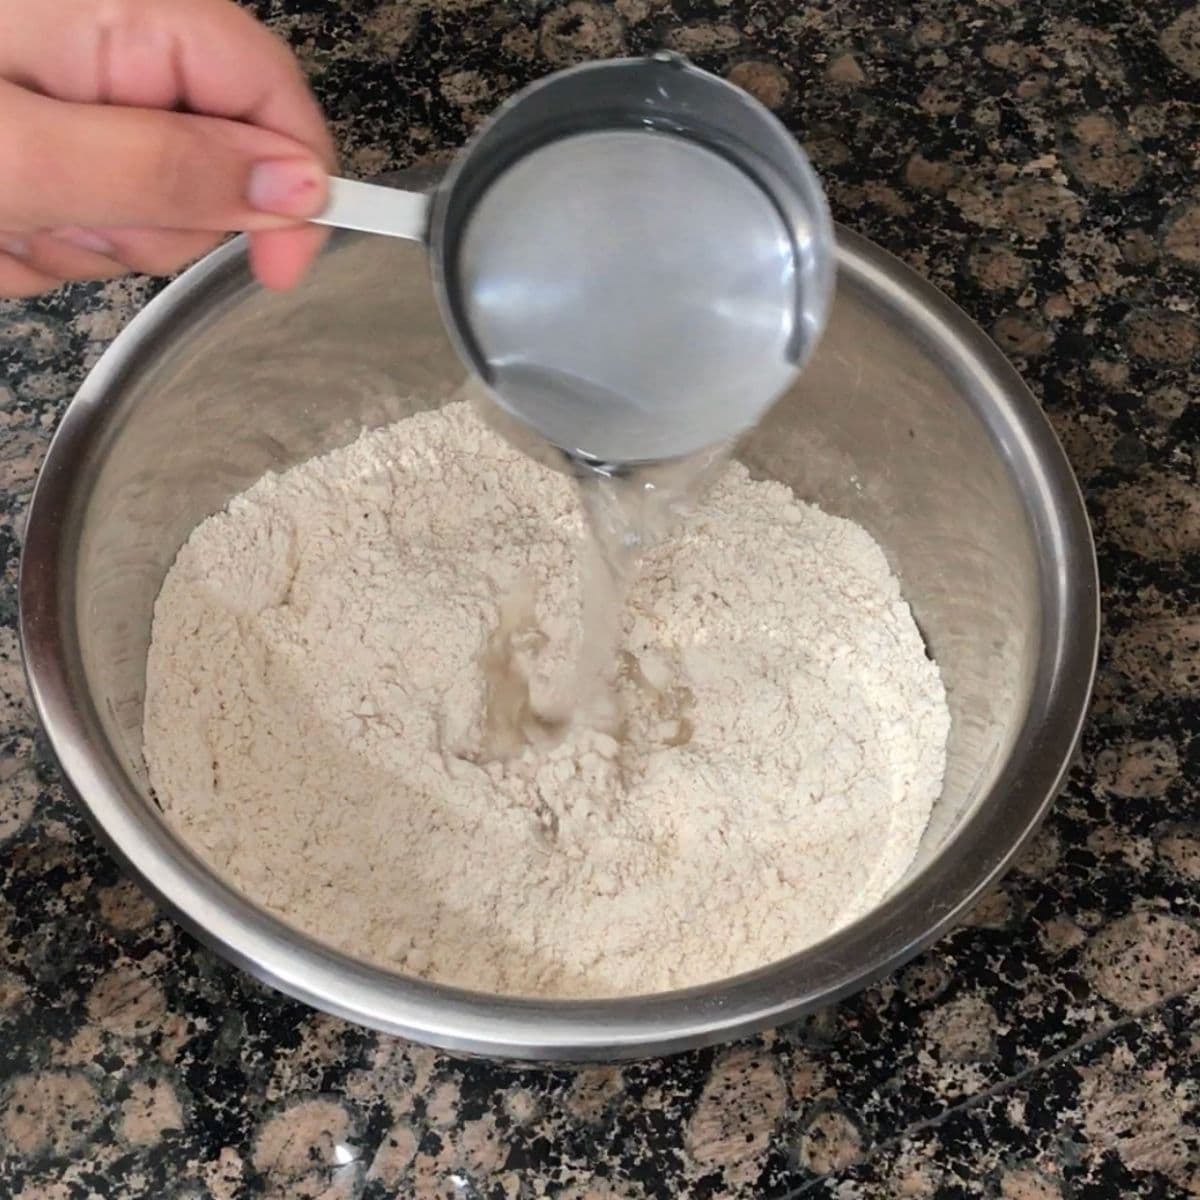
[310, 176, 430, 242]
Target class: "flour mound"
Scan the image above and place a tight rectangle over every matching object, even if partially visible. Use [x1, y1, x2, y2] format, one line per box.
[144, 401, 949, 998]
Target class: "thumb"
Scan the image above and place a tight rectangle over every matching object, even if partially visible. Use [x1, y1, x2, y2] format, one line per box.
[0, 81, 329, 234]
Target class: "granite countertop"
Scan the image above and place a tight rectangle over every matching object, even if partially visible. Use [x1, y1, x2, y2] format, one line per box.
[2, 0, 1199, 1196]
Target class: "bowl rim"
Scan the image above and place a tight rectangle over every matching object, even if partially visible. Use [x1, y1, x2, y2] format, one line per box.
[18, 224, 1099, 1062]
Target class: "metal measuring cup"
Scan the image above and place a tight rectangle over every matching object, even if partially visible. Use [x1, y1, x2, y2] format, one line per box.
[313, 53, 835, 468]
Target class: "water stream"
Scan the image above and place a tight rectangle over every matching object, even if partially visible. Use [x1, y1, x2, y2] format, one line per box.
[477, 435, 729, 758]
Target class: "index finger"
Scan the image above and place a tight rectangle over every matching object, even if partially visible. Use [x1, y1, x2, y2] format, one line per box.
[0, 0, 336, 169]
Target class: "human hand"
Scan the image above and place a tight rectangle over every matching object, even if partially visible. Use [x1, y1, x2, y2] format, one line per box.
[0, 0, 336, 297]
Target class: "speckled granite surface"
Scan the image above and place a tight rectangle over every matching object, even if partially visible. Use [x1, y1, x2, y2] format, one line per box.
[1, 0, 1199, 1196]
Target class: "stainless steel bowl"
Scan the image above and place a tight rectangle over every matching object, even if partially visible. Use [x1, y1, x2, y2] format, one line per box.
[19, 176, 1098, 1061]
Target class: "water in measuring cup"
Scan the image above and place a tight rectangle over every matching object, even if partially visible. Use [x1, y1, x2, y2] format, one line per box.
[458, 126, 806, 467]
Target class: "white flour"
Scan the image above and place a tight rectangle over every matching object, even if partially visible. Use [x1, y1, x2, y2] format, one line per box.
[144, 401, 949, 998]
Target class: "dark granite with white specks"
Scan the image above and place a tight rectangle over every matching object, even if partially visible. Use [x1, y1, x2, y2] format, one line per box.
[2, 0, 1199, 1196]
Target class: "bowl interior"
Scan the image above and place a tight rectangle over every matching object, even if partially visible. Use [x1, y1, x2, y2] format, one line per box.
[25, 226, 1095, 1055]
[75, 231, 1037, 862]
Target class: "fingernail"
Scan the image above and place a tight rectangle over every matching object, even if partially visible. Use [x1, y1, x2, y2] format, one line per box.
[247, 158, 327, 219]
[0, 235, 29, 258]
[51, 227, 117, 256]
